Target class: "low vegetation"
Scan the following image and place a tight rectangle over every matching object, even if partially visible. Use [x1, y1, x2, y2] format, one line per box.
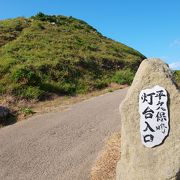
[111, 68, 135, 85]
[0, 13, 146, 102]
[173, 70, 180, 87]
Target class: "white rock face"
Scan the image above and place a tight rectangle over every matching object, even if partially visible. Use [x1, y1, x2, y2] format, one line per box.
[139, 85, 169, 148]
[116, 59, 180, 180]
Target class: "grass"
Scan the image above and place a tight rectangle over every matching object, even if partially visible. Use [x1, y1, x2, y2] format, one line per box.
[0, 83, 127, 125]
[111, 68, 135, 85]
[173, 70, 180, 88]
[32, 83, 127, 114]
[0, 13, 146, 101]
[20, 107, 34, 116]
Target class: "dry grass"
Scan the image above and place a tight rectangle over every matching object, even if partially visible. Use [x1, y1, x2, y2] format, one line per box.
[0, 84, 127, 124]
[32, 84, 127, 114]
[0, 94, 35, 121]
[91, 132, 121, 180]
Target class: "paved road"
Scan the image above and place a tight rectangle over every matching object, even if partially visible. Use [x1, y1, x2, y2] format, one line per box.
[0, 88, 127, 180]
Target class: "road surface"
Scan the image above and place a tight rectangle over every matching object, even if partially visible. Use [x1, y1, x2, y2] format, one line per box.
[0, 88, 127, 180]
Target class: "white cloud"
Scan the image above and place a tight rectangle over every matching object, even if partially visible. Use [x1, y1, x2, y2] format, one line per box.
[169, 61, 180, 70]
[170, 39, 180, 47]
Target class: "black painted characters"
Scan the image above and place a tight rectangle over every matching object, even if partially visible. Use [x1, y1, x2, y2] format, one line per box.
[139, 85, 169, 148]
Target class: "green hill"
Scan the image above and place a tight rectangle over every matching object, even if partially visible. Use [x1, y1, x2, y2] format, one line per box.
[0, 13, 146, 100]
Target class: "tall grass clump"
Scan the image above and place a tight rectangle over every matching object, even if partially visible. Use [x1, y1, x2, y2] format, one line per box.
[111, 69, 135, 85]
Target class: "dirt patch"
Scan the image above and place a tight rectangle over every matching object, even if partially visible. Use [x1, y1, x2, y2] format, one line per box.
[91, 132, 121, 180]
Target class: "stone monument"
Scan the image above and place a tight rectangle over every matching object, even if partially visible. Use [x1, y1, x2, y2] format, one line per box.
[116, 58, 180, 180]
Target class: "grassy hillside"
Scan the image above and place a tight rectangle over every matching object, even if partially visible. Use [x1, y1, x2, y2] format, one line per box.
[0, 13, 146, 100]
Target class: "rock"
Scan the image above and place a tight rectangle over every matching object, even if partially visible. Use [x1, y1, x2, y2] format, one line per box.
[116, 59, 180, 180]
[0, 106, 10, 124]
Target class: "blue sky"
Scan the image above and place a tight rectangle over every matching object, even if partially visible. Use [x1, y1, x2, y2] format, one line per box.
[1, 0, 180, 69]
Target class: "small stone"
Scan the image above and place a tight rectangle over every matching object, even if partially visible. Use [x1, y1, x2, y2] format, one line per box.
[0, 106, 10, 124]
[116, 58, 180, 180]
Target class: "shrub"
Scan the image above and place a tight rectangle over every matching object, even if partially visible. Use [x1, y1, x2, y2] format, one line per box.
[31, 21, 45, 30]
[173, 70, 180, 87]
[32, 12, 47, 21]
[58, 83, 76, 95]
[12, 67, 41, 85]
[24, 86, 43, 99]
[13, 86, 44, 100]
[93, 79, 108, 89]
[111, 69, 135, 85]
[0, 84, 5, 94]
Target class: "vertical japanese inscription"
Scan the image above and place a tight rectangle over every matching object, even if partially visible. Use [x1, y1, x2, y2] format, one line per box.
[139, 85, 169, 148]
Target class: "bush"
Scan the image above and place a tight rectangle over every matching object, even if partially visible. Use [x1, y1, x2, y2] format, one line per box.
[93, 79, 108, 89]
[58, 83, 76, 95]
[111, 69, 135, 85]
[0, 84, 5, 94]
[32, 12, 48, 21]
[12, 67, 41, 85]
[173, 70, 180, 87]
[23, 86, 44, 99]
[31, 21, 45, 30]
[12, 86, 44, 100]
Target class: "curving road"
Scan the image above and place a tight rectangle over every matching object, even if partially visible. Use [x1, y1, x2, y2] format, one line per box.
[0, 88, 127, 180]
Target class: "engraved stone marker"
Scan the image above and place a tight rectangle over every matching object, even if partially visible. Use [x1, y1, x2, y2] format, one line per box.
[139, 85, 169, 148]
[116, 59, 180, 180]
